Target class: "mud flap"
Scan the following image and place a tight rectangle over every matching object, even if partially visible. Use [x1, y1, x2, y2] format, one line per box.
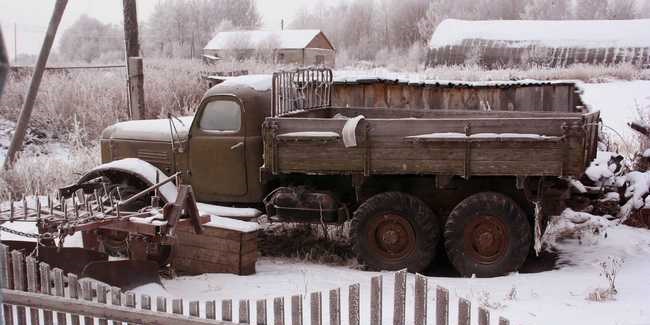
[1, 240, 108, 275]
[81, 260, 162, 290]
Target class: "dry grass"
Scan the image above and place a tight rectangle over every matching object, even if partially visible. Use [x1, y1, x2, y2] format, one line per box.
[257, 222, 355, 265]
[0, 144, 99, 201]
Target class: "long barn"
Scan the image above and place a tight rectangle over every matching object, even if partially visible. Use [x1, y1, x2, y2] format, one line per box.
[427, 19, 650, 68]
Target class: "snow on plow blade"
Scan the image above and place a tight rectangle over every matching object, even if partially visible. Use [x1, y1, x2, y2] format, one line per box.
[81, 260, 162, 290]
[1, 240, 108, 275]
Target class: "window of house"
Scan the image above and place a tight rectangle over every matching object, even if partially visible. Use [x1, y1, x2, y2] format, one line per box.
[199, 100, 241, 132]
[315, 55, 325, 65]
[277, 53, 285, 62]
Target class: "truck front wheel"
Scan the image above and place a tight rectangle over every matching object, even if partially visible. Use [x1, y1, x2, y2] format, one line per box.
[444, 192, 531, 277]
[351, 192, 440, 272]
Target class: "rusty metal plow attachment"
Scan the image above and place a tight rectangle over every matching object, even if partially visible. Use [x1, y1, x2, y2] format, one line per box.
[0, 175, 208, 290]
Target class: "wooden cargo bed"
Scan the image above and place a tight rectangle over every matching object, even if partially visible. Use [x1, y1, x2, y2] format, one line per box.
[262, 107, 600, 178]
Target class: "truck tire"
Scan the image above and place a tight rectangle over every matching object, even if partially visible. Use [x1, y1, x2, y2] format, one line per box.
[351, 192, 440, 272]
[444, 192, 531, 277]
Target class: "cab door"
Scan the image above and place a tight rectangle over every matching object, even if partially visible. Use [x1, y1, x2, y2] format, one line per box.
[188, 96, 247, 201]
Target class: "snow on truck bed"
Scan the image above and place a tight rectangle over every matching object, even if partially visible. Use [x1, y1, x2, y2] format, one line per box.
[429, 18, 650, 49]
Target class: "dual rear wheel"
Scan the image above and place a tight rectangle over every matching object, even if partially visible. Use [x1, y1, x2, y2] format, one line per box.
[351, 191, 531, 277]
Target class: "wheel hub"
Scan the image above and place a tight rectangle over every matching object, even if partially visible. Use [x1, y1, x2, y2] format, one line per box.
[464, 215, 509, 264]
[368, 213, 416, 261]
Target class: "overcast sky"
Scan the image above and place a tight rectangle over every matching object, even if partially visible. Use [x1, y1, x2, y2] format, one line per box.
[0, 0, 322, 61]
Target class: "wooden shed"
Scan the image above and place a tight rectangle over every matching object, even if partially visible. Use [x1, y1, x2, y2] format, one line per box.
[204, 29, 335, 67]
[427, 19, 650, 68]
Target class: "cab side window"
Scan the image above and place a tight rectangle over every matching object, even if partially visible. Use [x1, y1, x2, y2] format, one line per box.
[199, 100, 241, 132]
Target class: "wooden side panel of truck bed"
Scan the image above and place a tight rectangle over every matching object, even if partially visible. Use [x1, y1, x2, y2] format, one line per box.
[263, 109, 600, 178]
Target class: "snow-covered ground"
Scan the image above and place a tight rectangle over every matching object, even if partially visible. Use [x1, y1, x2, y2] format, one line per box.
[3, 220, 648, 325]
[145, 226, 650, 325]
[580, 81, 650, 154]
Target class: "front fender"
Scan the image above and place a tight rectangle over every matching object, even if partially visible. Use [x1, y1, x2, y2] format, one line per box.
[78, 158, 178, 203]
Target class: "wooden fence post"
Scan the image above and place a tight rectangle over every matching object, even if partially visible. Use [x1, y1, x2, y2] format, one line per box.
[53, 268, 67, 325]
[81, 280, 94, 325]
[273, 297, 284, 325]
[310, 292, 322, 325]
[11, 250, 26, 325]
[97, 284, 109, 325]
[257, 299, 267, 325]
[189, 301, 200, 317]
[127, 57, 145, 119]
[348, 283, 360, 325]
[68, 274, 80, 325]
[26, 257, 40, 325]
[206, 301, 216, 320]
[1, 243, 14, 325]
[458, 298, 471, 325]
[239, 299, 250, 324]
[125, 291, 137, 325]
[393, 270, 406, 325]
[478, 307, 490, 325]
[414, 274, 427, 325]
[141, 294, 151, 311]
[172, 298, 184, 315]
[290, 295, 302, 325]
[371, 275, 382, 325]
[111, 286, 122, 325]
[436, 286, 449, 325]
[157, 296, 167, 313]
[329, 288, 340, 325]
[222, 299, 232, 322]
[39, 262, 53, 324]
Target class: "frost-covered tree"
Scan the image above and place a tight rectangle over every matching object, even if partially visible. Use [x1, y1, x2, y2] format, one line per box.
[641, 0, 650, 17]
[606, 0, 638, 19]
[58, 15, 123, 63]
[575, 0, 609, 19]
[144, 0, 261, 58]
[522, 0, 572, 19]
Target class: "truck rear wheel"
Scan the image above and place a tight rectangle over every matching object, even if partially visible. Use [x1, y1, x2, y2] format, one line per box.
[351, 192, 440, 272]
[444, 192, 531, 277]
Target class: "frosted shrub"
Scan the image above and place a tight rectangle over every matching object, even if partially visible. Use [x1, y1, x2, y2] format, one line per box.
[0, 144, 100, 201]
[586, 256, 623, 301]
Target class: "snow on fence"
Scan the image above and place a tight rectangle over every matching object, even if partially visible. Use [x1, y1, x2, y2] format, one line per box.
[0, 244, 513, 325]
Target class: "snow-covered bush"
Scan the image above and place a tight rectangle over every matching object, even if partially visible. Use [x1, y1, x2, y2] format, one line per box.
[542, 209, 612, 247]
[618, 171, 650, 220]
[584, 151, 625, 187]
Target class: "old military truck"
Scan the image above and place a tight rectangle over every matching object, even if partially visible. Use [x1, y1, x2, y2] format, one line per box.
[83, 68, 600, 277]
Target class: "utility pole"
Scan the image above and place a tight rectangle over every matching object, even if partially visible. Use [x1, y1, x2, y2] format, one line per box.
[123, 0, 145, 120]
[1, 27, 9, 97]
[13, 22, 17, 62]
[4, 0, 67, 169]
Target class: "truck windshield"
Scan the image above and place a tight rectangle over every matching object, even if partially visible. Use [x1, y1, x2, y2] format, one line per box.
[199, 100, 241, 132]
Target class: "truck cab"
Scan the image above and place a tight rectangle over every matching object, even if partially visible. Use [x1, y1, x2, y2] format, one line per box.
[98, 75, 273, 204]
